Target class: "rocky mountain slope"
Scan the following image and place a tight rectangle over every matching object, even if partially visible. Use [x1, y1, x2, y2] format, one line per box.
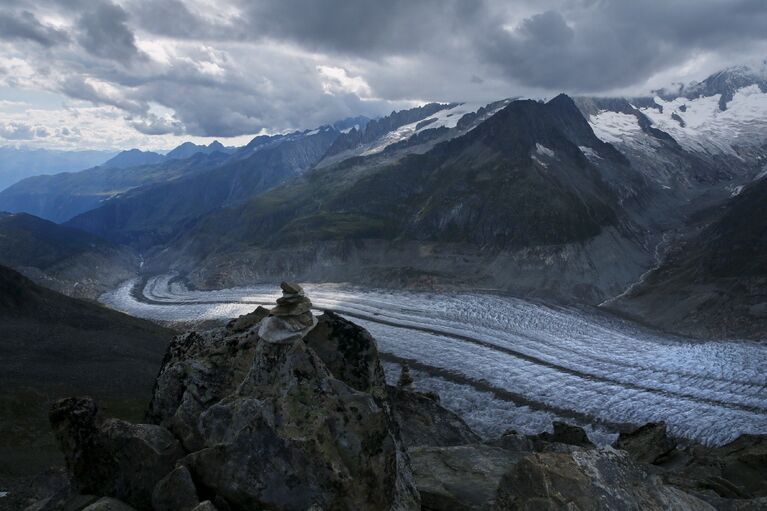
[3, 64, 767, 337]
[100, 149, 165, 169]
[162, 94, 655, 302]
[0, 151, 231, 223]
[609, 175, 767, 339]
[0, 212, 137, 299]
[65, 128, 340, 247]
[24, 284, 767, 510]
[581, 65, 767, 198]
[0, 264, 172, 507]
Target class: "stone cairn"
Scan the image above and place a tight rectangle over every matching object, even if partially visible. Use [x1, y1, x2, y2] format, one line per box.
[257, 281, 317, 343]
[397, 364, 414, 388]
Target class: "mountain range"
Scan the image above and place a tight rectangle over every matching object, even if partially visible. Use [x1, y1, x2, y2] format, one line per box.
[0, 146, 116, 192]
[1, 64, 766, 339]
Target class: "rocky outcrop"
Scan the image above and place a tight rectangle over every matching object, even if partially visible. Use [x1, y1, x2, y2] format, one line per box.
[145, 328, 260, 452]
[49, 397, 184, 510]
[41, 282, 767, 511]
[667, 434, 767, 501]
[387, 385, 481, 448]
[224, 305, 269, 334]
[151, 466, 200, 511]
[495, 449, 715, 511]
[528, 421, 595, 451]
[303, 309, 387, 396]
[616, 422, 677, 464]
[409, 444, 526, 511]
[50, 283, 419, 511]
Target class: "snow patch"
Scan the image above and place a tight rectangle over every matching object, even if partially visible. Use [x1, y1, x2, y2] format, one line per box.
[588, 111, 642, 144]
[641, 85, 767, 155]
[579, 146, 601, 160]
[535, 143, 555, 158]
[361, 101, 508, 156]
[728, 185, 745, 197]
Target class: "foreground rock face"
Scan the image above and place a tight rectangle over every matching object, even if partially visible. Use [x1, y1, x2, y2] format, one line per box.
[51, 283, 419, 511]
[387, 385, 480, 448]
[49, 397, 184, 510]
[671, 434, 767, 501]
[495, 449, 715, 511]
[616, 422, 677, 465]
[43, 282, 767, 511]
[409, 444, 526, 511]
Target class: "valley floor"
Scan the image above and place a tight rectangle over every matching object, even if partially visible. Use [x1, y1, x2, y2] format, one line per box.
[101, 274, 767, 447]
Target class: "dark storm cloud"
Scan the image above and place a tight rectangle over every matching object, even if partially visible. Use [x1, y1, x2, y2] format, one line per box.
[239, 0, 484, 57]
[2, 0, 767, 143]
[0, 10, 69, 47]
[76, 1, 144, 62]
[130, 0, 222, 39]
[481, 0, 767, 91]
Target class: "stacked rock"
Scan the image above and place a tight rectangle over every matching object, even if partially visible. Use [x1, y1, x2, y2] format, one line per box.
[257, 281, 318, 343]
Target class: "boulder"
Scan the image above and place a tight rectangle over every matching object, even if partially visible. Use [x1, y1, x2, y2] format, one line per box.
[185, 338, 419, 510]
[303, 311, 387, 396]
[409, 444, 526, 510]
[387, 385, 481, 448]
[672, 434, 767, 499]
[529, 421, 594, 450]
[616, 422, 677, 464]
[151, 465, 200, 511]
[489, 430, 534, 453]
[49, 397, 184, 511]
[145, 329, 259, 451]
[495, 449, 716, 510]
[225, 306, 269, 334]
[143, 285, 420, 511]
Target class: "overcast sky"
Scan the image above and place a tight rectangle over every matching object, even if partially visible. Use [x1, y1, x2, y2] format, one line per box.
[1, 0, 766, 150]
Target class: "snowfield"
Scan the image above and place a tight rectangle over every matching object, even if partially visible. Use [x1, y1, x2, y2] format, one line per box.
[588, 84, 767, 156]
[101, 275, 767, 446]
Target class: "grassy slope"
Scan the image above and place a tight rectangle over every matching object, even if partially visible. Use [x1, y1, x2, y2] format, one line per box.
[611, 177, 767, 339]
[0, 265, 172, 490]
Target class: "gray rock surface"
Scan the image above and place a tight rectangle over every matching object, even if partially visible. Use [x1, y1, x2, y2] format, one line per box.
[616, 422, 677, 465]
[668, 434, 767, 500]
[303, 311, 387, 396]
[49, 397, 184, 511]
[409, 444, 525, 511]
[225, 305, 269, 334]
[489, 430, 534, 452]
[187, 337, 419, 510]
[145, 287, 418, 510]
[387, 385, 480, 448]
[151, 465, 200, 511]
[495, 448, 716, 511]
[145, 329, 259, 451]
[529, 421, 594, 451]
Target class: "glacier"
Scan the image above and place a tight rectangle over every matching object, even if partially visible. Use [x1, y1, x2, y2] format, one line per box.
[101, 274, 767, 446]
